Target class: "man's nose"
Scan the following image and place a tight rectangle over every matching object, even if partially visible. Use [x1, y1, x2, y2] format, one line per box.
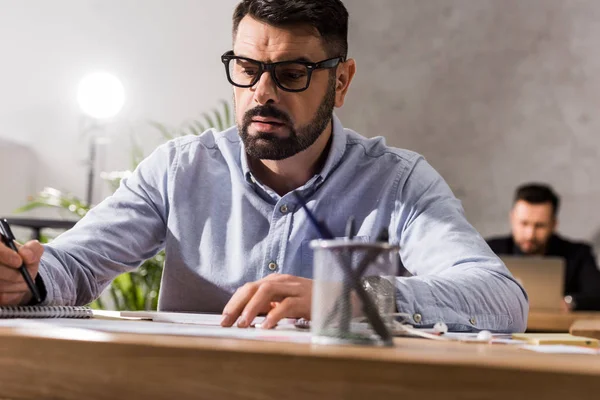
[523, 226, 536, 239]
[252, 70, 279, 105]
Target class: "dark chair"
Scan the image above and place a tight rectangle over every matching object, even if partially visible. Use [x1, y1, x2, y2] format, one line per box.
[1, 217, 78, 241]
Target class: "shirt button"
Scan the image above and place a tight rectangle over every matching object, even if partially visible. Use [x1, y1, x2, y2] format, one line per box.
[469, 317, 476, 325]
[268, 262, 278, 271]
[279, 204, 289, 214]
[413, 313, 422, 323]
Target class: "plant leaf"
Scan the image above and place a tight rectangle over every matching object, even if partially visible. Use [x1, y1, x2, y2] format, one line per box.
[129, 136, 145, 170]
[202, 112, 216, 130]
[193, 120, 206, 134]
[148, 120, 175, 141]
[222, 99, 232, 127]
[214, 108, 224, 131]
[14, 201, 55, 213]
[184, 122, 200, 136]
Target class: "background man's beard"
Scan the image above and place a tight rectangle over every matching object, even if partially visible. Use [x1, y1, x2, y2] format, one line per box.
[518, 240, 543, 254]
[238, 77, 336, 161]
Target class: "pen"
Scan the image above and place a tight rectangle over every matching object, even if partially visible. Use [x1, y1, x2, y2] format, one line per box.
[355, 227, 389, 277]
[344, 216, 355, 240]
[293, 192, 393, 345]
[0, 219, 42, 303]
[339, 216, 356, 333]
[325, 226, 391, 329]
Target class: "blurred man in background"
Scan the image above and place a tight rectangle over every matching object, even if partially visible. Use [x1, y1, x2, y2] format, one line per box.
[487, 183, 600, 311]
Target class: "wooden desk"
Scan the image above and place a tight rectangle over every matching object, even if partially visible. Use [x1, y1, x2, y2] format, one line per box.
[528, 310, 600, 332]
[571, 320, 600, 340]
[1, 324, 600, 400]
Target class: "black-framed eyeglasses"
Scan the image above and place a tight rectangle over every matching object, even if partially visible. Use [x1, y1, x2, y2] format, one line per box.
[221, 50, 345, 93]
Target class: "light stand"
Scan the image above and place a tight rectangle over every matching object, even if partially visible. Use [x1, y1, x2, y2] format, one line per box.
[77, 71, 125, 206]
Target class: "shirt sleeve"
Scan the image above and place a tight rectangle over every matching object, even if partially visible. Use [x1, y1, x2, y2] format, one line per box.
[37, 141, 176, 305]
[391, 156, 529, 332]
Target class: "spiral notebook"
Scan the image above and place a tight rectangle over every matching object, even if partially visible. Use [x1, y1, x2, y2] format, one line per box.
[0, 305, 93, 319]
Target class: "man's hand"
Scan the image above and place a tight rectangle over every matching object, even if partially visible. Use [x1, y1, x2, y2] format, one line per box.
[0, 240, 44, 305]
[221, 274, 312, 329]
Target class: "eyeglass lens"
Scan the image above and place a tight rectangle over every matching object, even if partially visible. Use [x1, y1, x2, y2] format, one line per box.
[229, 58, 310, 91]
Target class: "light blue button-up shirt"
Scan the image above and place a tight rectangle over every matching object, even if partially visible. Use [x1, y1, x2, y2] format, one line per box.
[39, 115, 528, 332]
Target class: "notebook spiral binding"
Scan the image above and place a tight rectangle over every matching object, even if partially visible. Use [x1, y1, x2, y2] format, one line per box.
[0, 305, 93, 319]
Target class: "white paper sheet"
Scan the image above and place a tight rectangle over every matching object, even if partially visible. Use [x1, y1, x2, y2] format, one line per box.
[520, 344, 600, 355]
[0, 318, 312, 343]
[118, 310, 298, 327]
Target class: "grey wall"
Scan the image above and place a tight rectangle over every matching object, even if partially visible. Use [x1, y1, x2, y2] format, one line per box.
[0, 0, 237, 216]
[0, 138, 38, 214]
[339, 0, 600, 247]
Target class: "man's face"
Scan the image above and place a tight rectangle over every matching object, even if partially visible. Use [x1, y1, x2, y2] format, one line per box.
[510, 200, 557, 255]
[232, 16, 340, 160]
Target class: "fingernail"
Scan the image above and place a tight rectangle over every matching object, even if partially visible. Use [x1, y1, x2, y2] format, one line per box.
[221, 314, 233, 327]
[261, 319, 273, 330]
[237, 315, 248, 328]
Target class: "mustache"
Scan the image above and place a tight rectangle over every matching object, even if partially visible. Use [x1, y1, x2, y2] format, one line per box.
[243, 104, 293, 126]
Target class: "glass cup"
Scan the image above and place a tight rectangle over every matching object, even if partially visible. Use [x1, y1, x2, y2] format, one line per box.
[310, 239, 399, 346]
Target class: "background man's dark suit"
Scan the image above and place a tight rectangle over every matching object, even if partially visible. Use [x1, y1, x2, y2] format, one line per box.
[487, 234, 600, 311]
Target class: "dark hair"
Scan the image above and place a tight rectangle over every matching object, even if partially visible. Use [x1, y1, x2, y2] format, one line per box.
[514, 183, 560, 217]
[232, 0, 349, 59]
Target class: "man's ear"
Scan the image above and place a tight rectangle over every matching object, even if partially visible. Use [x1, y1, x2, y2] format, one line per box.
[335, 58, 356, 108]
[552, 217, 559, 232]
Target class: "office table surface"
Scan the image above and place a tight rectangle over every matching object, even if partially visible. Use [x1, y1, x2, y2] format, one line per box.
[528, 310, 600, 332]
[1, 323, 600, 400]
[571, 319, 600, 340]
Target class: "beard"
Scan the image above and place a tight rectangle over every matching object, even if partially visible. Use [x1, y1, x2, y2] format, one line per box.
[237, 75, 336, 160]
[517, 239, 544, 255]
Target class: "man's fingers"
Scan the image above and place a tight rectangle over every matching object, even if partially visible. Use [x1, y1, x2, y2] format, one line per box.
[0, 243, 22, 268]
[0, 292, 28, 306]
[221, 282, 259, 327]
[0, 282, 31, 293]
[0, 266, 27, 283]
[223, 276, 313, 329]
[19, 241, 43, 269]
[237, 281, 302, 328]
[0, 240, 42, 270]
[263, 273, 295, 282]
[0, 240, 42, 306]
[262, 297, 303, 329]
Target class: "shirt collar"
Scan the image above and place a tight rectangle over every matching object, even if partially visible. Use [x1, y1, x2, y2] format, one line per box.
[239, 140, 254, 185]
[318, 113, 348, 182]
[239, 113, 348, 186]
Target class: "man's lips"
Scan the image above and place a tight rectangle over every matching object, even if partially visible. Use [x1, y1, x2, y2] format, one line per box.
[249, 117, 289, 133]
[251, 117, 286, 126]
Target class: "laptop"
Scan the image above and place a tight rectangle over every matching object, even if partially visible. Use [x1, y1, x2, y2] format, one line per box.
[500, 256, 566, 311]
